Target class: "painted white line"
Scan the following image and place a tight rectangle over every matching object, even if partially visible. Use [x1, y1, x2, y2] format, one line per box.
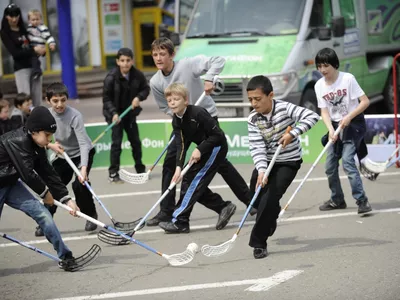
[48, 270, 303, 300]
[77, 171, 400, 200]
[1, 207, 399, 248]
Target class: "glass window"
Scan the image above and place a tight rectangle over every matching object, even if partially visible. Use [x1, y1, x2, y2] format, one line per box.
[186, 0, 306, 38]
[46, 0, 90, 70]
[309, 0, 332, 28]
[339, 0, 356, 28]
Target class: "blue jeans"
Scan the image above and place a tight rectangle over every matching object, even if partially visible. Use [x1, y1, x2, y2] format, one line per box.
[325, 140, 368, 204]
[0, 181, 72, 259]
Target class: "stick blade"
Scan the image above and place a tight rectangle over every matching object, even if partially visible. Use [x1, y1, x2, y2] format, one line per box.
[113, 218, 145, 232]
[359, 161, 380, 181]
[59, 244, 101, 272]
[164, 244, 198, 266]
[201, 239, 236, 257]
[97, 229, 132, 246]
[119, 169, 150, 184]
[363, 158, 387, 173]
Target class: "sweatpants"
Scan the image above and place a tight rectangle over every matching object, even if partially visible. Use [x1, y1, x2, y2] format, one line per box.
[46, 148, 97, 218]
[161, 131, 251, 216]
[109, 112, 144, 175]
[172, 146, 229, 224]
[249, 160, 301, 249]
[14, 68, 43, 107]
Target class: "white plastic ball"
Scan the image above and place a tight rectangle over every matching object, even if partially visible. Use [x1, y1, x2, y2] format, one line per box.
[187, 243, 199, 253]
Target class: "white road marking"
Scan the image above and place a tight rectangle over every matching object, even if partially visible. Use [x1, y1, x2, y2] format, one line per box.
[48, 270, 303, 300]
[1, 207, 399, 248]
[69, 171, 400, 200]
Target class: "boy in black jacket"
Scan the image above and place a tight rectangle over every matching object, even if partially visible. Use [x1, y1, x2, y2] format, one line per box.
[0, 106, 80, 269]
[102, 47, 150, 182]
[158, 83, 236, 234]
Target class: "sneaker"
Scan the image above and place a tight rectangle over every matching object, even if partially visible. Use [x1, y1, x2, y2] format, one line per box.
[135, 165, 146, 174]
[253, 248, 268, 259]
[108, 173, 124, 184]
[34, 226, 44, 237]
[85, 212, 98, 231]
[357, 200, 372, 214]
[319, 199, 347, 211]
[159, 221, 190, 234]
[58, 257, 77, 272]
[216, 202, 237, 230]
[146, 211, 172, 226]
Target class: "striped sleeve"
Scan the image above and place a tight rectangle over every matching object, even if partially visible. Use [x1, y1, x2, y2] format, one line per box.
[285, 102, 320, 138]
[38, 24, 56, 45]
[248, 116, 268, 172]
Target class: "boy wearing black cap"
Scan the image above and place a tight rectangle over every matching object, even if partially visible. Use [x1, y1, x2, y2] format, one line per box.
[0, 106, 80, 269]
[103, 47, 150, 183]
[34, 82, 98, 237]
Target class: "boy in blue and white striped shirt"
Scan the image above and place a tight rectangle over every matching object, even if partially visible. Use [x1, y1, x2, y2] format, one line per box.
[247, 75, 319, 259]
[27, 9, 56, 79]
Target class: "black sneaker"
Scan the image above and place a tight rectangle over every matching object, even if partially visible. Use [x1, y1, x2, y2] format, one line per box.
[85, 212, 98, 231]
[253, 248, 268, 259]
[146, 211, 172, 226]
[249, 206, 257, 216]
[135, 165, 146, 174]
[34, 226, 44, 237]
[159, 221, 190, 234]
[216, 202, 237, 230]
[108, 173, 124, 184]
[58, 257, 78, 272]
[357, 200, 372, 214]
[319, 199, 347, 211]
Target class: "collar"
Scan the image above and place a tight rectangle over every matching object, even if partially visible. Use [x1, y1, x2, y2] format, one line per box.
[258, 99, 275, 121]
[175, 107, 187, 119]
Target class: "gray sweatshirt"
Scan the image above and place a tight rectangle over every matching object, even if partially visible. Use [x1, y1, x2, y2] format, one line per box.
[150, 55, 225, 117]
[49, 106, 93, 167]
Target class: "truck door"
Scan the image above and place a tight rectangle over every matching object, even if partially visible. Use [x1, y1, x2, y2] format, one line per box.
[331, 0, 365, 87]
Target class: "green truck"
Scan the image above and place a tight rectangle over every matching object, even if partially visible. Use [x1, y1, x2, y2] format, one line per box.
[174, 0, 400, 116]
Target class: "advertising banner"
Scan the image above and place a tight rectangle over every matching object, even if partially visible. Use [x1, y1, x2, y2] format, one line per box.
[85, 116, 399, 169]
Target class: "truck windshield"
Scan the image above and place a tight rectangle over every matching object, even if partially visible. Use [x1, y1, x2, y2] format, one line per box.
[186, 0, 306, 38]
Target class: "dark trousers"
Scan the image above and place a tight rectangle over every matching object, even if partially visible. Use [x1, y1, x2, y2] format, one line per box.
[160, 132, 251, 215]
[172, 146, 228, 223]
[46, 148, 97, 217]
[249, 161, 301, 249]
[31, 55, 42, 77]
[109, 112, 144, 175]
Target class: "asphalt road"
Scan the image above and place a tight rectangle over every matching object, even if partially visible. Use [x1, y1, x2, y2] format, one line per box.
[1, 164, 400, 300]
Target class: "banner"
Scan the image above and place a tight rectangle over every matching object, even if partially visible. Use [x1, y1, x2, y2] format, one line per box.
[86, 116, 399, 168]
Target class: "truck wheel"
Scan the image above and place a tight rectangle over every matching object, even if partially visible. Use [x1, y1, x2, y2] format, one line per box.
[383, 71, 400, 113]
[301, 88, 320, 114]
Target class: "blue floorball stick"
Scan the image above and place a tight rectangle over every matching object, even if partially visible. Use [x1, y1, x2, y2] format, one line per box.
[1, 231, 60, 262]
[54, 200, 198, 266]
[0, 231, 101, 271]
[61, 151, 143, 232]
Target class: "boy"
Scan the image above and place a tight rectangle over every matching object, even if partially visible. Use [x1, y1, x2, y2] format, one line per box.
[158, 83, 236, 233]
[247, 75, 319, 259]
[10, 93, 32, 127]
[148, 37, 252, 226]
[103, 47, 150, 182]
[27, 9, 56, 80]
[0, 99, 14, 135]
[0, 106, 81, 269]
[314, 48, 372, 214]
[34, 82, 97, 237]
